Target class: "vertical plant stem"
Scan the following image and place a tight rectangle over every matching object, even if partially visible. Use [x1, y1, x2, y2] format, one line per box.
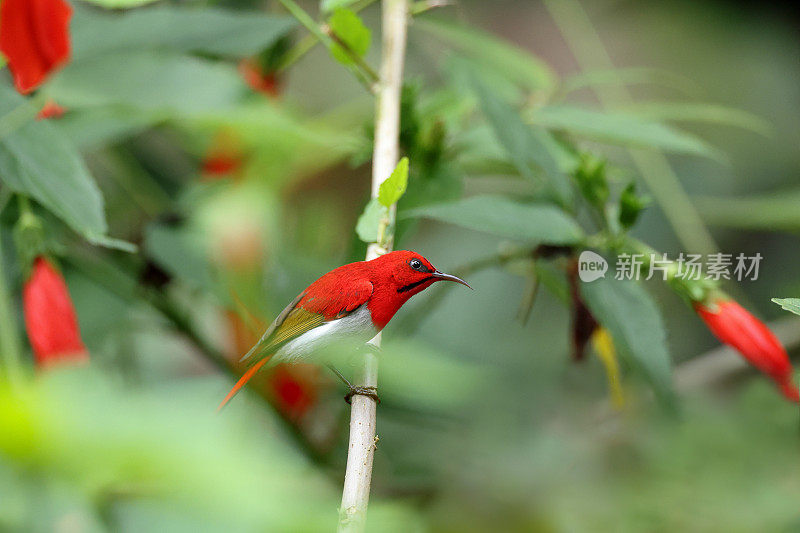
[338, 0, 408, 531]
[544, 0, 718, 255]
[0, 236, 23, 387]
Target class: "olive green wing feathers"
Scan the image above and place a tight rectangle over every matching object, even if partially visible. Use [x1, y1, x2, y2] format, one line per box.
[239, 292, 324, 365]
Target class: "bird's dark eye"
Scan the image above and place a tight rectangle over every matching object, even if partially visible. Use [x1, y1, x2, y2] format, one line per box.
[409, 258, 424, 271]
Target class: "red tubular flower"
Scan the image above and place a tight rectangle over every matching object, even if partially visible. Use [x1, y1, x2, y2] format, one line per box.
[22, 257, 88, 368]
[36, 99, 66, 120]
[695, 297, 798, 401]
[0, 0, 73, 94]
[238, 59, 281, 98]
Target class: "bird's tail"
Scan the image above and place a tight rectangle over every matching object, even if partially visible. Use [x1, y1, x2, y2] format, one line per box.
[217, 356, 271, 411]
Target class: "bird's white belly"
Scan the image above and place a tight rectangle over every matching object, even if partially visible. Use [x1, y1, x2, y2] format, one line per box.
[272, 305, 377, 364]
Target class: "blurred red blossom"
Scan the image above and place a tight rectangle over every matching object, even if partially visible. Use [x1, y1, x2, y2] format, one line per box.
[202, 154, 242, 176]
[0, 0, 73, 94]
[695, 297, 798, 402]
[202, 132, 244, 178]
[238, 58, 282, 98]
[267, 364, 320, 420]
[36, 99, 66, 120]
[23, 257, 88, 368]
[226, 312, 320, 420]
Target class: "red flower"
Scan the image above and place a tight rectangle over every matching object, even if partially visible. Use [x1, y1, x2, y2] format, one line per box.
[201, 132, 244, 178]
[202, 154, 242, 177]
[22, 257, 88, 368]
[238, 59, 281, 98]
[695, 297, 798, 401]
[0, 0, 73, 94]
[36, 99, 66, 120]
[267, 364, 319, 420]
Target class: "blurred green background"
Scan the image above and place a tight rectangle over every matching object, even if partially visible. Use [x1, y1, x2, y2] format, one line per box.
[1, 0, 799, 531]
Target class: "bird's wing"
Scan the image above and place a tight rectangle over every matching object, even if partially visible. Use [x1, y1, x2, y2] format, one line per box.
[218, 278, 373, 410]
[239, 277, 374, 365]
[238, 291, 311, 364]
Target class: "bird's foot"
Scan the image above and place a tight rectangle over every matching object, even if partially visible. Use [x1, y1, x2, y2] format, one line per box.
[345, 385, 380, 404]
[326, 364, 381, 404]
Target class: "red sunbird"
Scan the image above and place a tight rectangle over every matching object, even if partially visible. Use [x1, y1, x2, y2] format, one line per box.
[218, 250, 471, 409]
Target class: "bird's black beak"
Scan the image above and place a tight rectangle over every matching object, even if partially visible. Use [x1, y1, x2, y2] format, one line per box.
[433, 270, 473, 290]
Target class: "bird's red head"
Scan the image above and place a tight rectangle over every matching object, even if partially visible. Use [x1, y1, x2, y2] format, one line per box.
[369, 250, 471, 297]
[365, 250, 471, 330]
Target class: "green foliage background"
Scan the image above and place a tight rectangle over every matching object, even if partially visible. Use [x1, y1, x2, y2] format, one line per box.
[1, 0, 799, 531]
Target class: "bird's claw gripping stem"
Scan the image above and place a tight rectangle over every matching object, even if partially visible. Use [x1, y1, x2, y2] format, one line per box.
[326, 364, 381, 404]
[345, 385, 380, 404]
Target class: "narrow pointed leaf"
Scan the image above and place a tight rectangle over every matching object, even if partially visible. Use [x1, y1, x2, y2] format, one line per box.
[416, 17, 555, 93]
[772, 298, 800, 317]
[378, 157, 409, 207]
[328, 8, 371, 65]
[470, 74, 572, 205]
[530, 105, 716, 157]
[356, 198, 387, 243]
[404, 195, 583, 245]
[0, 85, 128, 250]
[71, 5, 295, 59]
[581, 276, 675, 406]
[620, 102, 772, 137]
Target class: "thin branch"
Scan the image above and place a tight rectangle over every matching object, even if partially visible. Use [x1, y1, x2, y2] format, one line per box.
[278, 0, 379, 72]
[276, 0, 378, 93]
[0, 213, 23, 388]
[338, 0, 409, 531]
[409, 0, 453, 16]
[322, 23, 380, 83]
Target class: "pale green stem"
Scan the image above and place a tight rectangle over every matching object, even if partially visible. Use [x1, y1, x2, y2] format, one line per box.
[0, 223, 23, 388]
[339, 0, 409, 531]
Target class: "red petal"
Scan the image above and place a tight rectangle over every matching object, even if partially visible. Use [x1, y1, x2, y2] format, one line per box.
[23, 257, 88, 367]
[36, 99, 66, 120]
[696, 298, 797, 401]
[0, 0, 73, 94]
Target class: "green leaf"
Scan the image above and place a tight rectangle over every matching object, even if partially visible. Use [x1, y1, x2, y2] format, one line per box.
[71, 5, 296, 60]
[378, 157, 409, 207]
[574, 154, 609, 208]
[469, 74, 572, 205]
[356, 198, 387, 243]
[79, 0, 161, 8]
[0, 85, 131, 250]
[562, 67, 699, 97]
[695, 191, 800, 231]
[144, 223, 215, 291]
[415, 17, 556, 93]
[404, 195, 583, 245]
[320, 0, 359, 13]
[53, 107, 158, 149]
[47, 52, 243, 114]
[529, 105, 717, 157]
[328, 8, 371, 65]
[581, 276, 675, 406]
[772, 298, 800, 317]
[619, 182, 650, 230]
[619, 102, 772, 137]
